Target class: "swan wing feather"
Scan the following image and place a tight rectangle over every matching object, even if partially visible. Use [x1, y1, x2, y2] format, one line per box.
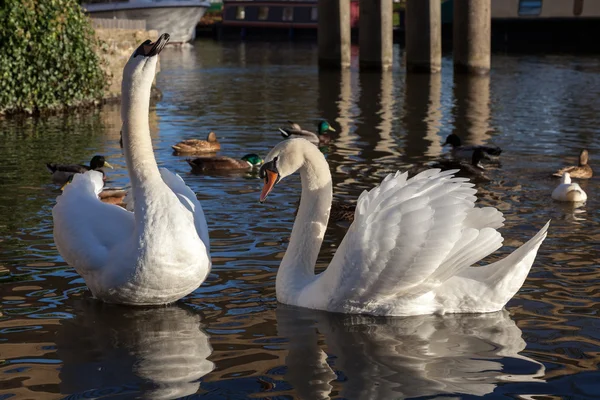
[52, 171, 134, 276]
[157, 168, 210, 251]
[322, 169, 505, 307]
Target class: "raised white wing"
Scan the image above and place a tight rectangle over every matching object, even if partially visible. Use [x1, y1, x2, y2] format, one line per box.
[157, 168, 210, 251]
[320, 169, 505, 308]
[123, 168, 210, 251]
[52, 171, 134, 276]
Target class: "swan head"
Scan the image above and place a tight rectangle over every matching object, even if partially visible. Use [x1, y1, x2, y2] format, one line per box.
[561, 172, 572, 184]
[258, 139, 313, 202]
[443, 133, 462, 148]
[122, 33, 170, 93]
[317, 120, 336, 135]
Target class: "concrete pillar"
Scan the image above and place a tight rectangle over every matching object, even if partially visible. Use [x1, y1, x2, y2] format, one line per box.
[453, 0, 491, 74]
[318, 0, 351, 69]
[359, 0, 393, 70]
[405, 0, 441, 73]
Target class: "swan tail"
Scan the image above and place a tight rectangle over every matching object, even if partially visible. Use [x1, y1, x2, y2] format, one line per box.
[444, 221, 550, 311]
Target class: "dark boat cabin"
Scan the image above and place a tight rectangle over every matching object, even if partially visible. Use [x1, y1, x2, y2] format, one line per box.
[222, 0, 359, 29]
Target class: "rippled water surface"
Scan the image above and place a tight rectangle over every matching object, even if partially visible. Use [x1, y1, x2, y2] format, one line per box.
[1, 40, 600, 399]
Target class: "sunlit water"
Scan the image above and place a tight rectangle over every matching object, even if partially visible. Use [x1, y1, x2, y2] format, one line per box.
[1, 40, 600, 399]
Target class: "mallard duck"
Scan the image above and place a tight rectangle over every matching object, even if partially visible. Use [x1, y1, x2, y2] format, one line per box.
[443, 134, 502, 161]
[46, 155, 113, 185]
[553, 149, 593, 179]
[552, 172, 587, 202]
[279, 120, 336, 145]
[60, 175, 128, 208]
[430, 148, 491, 182]
[172, 131, 221, 154]
[257, 138, 549, 316]
[187, 153, 263, 173]
[53, 33, 211, 305]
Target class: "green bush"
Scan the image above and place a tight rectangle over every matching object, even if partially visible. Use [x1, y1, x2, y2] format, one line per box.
[0, 0, 106, 114]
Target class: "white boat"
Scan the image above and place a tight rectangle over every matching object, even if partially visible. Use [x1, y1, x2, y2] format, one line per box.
[82, 0, 211, 44]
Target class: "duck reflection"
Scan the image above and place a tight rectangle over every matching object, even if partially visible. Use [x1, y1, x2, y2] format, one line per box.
[277, 306, 545, 399]
[56, 300, 214, 399]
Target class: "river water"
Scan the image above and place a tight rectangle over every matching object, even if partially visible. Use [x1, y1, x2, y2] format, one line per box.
[1, 40, 599, 399]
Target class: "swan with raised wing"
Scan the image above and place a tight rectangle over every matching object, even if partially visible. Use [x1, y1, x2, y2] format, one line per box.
[53, 34, 210, 305]
[258, 138, 549, 316]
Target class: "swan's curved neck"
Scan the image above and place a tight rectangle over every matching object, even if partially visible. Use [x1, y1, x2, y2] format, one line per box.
[121, 67, 162, 193]
[277, 147, 332, 296]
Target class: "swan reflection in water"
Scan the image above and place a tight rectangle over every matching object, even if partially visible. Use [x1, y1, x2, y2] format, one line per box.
[56, 300, 214, 399]
[277, 306, 546, 399]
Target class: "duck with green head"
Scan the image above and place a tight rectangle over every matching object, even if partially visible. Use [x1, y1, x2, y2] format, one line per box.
[187, 153, 264, 174]
[46, 155, 114, 185]
[279, 120, 336, 145]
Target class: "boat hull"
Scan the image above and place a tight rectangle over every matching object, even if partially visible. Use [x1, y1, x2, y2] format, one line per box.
[83, 3, 209, 43]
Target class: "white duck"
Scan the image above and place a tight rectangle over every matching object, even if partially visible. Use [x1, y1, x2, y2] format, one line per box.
[258, 138, 549, 316]
[52, 33, 211, 305]
[551, 172, 587, 202]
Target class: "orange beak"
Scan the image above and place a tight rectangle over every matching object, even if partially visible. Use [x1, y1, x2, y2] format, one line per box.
[260, 170, 279, 203]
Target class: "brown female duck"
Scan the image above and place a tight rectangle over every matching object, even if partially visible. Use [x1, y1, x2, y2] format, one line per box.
[172, 131, 221, 154]
[553, 149, 593, 179]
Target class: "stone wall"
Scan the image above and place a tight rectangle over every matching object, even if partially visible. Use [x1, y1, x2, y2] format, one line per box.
[94, 28, 160, 101]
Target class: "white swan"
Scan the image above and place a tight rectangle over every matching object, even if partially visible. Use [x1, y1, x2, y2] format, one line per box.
[552, 172, 587, 202]
[258, 138, 549, 316]
[52, 33, 210, 305]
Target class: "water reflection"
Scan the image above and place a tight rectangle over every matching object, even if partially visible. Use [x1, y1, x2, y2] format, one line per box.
[57, 301, 214, 399]
[277, 306, 545, 399]
[452, 74, 492, 146]
[403, 73, 443, 160]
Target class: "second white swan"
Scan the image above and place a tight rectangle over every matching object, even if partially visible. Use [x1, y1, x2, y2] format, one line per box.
[53, 34, 211, 305]
[259, 138, 549, 316]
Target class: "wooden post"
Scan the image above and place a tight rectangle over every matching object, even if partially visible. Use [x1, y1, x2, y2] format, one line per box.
[359, 0, 393, 70]
[318, 0, 351, 69]
[405, 0, 441, 73]
[453, 0, 491, 74]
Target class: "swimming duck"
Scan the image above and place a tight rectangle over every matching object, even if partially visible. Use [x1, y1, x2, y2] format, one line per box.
[46, 155, 113, 185]
[552, 172, 587, 202]
[187, 153, 263, 173]
[53, 33, 211, 305]
[279, 120, 336, 145]
[257, 138, 549, 316]
[553, 149, 593, 179]
[172, 131, 221, 154]
[61, 175, 128, 208]
[430, 148, 491, 182]
[443, 134, 502, 161]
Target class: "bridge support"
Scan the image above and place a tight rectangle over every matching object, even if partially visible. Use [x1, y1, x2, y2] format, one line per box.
[318, 0, 351, 69]
[405, 0, 441, 73]
[359, 0, 393, 70]
[453, 0, 491, 74]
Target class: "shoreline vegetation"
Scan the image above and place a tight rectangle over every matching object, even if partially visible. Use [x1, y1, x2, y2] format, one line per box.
[0, 0, 160, 117]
